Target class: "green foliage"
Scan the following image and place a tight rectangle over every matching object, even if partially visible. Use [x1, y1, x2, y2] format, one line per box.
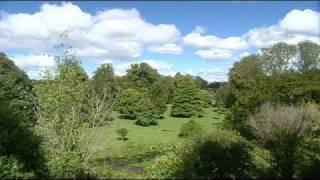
[116, 128, 129, 141]
[83, 63, 118, 127]
[298, 137, 320, 178]
[149, 130, 253, 179]
[215, 83, 234, 108]
[225, 55, 266, 137]
[198, 89, 213, 108]
[250, 103, 315, 178]
[0, 53, 35, 126]
[193, 76, 208, 89]
[34, 56, 89, 177]
[91, 63, 117, 97]
[0, 156, 35, 178]
[171, 75, 203, 118]
[125, 63, 159, 92]
[296, 40, 320, 72]
[147, 145, 183, 179]
[179, 130, 253, 178]
[260, 42, 297, 75]
[163, 76, 176, 104]
[116, 89, 158, 126]
[0, 54, 46, 177]
[149, 77, 169, 115]
[120, 63, 168, 117]
[178, 119, 203, 138]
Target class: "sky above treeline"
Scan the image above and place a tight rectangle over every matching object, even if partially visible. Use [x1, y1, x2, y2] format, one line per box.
[0, 1, 319, 82]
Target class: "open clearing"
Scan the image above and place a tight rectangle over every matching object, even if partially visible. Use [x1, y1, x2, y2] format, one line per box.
[81, 105, 226, 178]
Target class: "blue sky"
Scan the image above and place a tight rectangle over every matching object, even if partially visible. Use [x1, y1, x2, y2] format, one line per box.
[0, 1, 319, 81]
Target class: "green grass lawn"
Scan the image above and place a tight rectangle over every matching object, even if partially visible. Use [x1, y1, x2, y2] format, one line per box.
[81, 105, 226, 178]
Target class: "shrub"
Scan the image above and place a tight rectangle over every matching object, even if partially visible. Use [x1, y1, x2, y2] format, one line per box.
[178, 119, 203, 138]
[116, 128, 128, 141]
[297, 137, 320, 178]
[147, 145, 183, 179]
[179, 130, 253, 179]
[249, 102, 315, 178]
[149, 130, 253, 179]
[0, 156, 35, 178]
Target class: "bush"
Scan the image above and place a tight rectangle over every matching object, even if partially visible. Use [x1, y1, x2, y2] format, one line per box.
[249, 102, 315, 178]
[178, 119, 203, 138]
[296, 137, 320, 178]
[116, 128, 128, 141]
[135, 116, 158, 126]
[147, 145, 183, 179]
[0, 156, 35, 178]
[148, 130, 253, 179]
[179, 130, 253, 179]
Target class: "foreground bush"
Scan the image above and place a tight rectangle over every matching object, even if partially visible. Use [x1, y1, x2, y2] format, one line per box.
[148, 130, 253, 179]
[250, 102, 315, 178]
[178, 119, 203, 138]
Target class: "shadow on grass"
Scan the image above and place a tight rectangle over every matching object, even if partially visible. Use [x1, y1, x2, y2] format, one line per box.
[117, 137, 129, 141]
[118, 114, 136, 120]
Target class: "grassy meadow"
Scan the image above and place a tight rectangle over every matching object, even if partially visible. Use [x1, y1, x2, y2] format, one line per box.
[81, 105, 226, 178]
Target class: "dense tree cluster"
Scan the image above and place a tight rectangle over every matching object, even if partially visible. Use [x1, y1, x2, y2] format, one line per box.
[0, 54, 46, 177]
[213, 40, 320, 178]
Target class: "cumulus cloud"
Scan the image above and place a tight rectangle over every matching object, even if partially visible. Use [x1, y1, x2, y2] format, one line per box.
[244, 9, 320, 48]
[184, 9, 320, 61]
[239, 51, 250, 58]
[195, 49, 233, 61]
[183, 31, 248, 50]
[149, 43, 183, 55]
[9, 54, 56, 79]
[0, 2, 181, 59]
[184, 68, 229, 82]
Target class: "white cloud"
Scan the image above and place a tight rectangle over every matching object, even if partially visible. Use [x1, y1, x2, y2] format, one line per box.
[184, 68, 229, 82]
[280, 9, 320, 36]
[193, 25, 206, 34]
[0, 2, 181, 59]
[183, 26, 248, 61]
[149, 43, 182, 55]
[9, 54, 56, 79]
[195, 49, 233, 61]
[244, 9, 320, 48]
[185, 9, 320, 61]
[239, 51, 250, 58]
[183, 31, 248, 50]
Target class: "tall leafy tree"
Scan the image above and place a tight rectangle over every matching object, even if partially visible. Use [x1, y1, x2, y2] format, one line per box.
[116, 88, 157, 126]
[0, 53, 46, 177]
[171, 75, 202, 117]
[91, 63, 118, 98]
[34, 55, 89, 177]
[122, 63, 168, 116]
[226, 55, 267, 137]
[85, 63, 118, 127]
[260, 42, 296, 75]
[296, 40, 320, 72]
[193, 76, 208, 89]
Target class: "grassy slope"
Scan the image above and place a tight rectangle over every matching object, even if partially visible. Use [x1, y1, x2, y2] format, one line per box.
[81, 105, 226, 178]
